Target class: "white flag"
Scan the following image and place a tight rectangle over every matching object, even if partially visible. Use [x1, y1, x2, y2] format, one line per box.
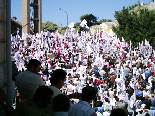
[68, 22, 74, 28]
[122, 37, 125, 42]
[145, 39, 150, 46]
[130, 40, 132, 51]
[80, 19, 87, 27]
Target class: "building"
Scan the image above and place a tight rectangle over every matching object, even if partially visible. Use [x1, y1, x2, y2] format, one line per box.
[11, 17, 22, 36]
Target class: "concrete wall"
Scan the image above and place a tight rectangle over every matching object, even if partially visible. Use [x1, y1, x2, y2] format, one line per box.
[22, 0, 30, 34]
[0, 0, 13, 106]
[22, 0, 42, 34]
[0, 0, 6, 89]
[38, 0, 42, 33]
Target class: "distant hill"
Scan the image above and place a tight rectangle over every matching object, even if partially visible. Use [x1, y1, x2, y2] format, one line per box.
[90, 20, 118, 31]
[131, 1, 155, 12]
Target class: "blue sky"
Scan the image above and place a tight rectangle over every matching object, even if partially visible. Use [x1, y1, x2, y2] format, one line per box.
[11, 0, 152, 27]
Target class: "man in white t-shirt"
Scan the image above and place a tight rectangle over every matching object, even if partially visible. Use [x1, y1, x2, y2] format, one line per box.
[15, 59, 45, 101]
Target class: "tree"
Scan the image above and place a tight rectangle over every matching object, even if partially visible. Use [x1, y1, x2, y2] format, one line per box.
[42, 21, 58, 32]
[80, 14, 98, 27]
[97, 18, 112, 25]
[74, 22, 80, 32]
[113, 5, 155, 48]
[57, 27, 67, 35]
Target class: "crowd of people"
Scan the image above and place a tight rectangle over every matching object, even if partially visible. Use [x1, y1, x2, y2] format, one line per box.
[1, 28, 155, 116]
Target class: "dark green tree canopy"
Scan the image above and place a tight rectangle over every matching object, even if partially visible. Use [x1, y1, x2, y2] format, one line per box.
[80, 14, 98, 27]
[113, 6, 155, 48]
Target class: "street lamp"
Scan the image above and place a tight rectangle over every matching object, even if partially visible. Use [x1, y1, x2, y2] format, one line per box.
[59, 8, 68, 27]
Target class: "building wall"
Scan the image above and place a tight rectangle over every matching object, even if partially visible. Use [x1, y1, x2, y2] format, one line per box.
[22, 0, 42, 34]
[0, 0, 6, 88]
[11, 20, 22, 36]
[0, 0, 13, 106]
[38, 0, 42, 33]
[22, 0, 30, 34]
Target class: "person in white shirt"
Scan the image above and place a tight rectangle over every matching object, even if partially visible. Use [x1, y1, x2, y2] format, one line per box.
[102, 97, 112, 112]
[15, 59, 45, 101]
[102, 107, 110, 116]
[68, 86, 97, 116]
[67, 81, 74, 95]
[99, 68, 106, 79]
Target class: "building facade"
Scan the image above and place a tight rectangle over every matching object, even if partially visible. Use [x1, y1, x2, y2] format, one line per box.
[22, 0, 42, 34]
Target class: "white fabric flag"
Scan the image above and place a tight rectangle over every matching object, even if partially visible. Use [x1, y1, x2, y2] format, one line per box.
[145, 39, 149, 46]
[130, 40, 132, 51]
[122, 37, 125, 42]
[80, 19, 87, 27]
[68, 22, 74, 28]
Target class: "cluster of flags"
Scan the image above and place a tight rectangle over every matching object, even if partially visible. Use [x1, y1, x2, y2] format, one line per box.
[68, 19, 89, 30]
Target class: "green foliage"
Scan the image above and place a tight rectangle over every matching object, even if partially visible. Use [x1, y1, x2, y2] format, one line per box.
[42, 21, 58, 32]
[74, 22, 80, 32]
[41, 14, 111, 33]
[59, 22, 81, 34]
[97, 18, 112, 25]
[128, 2, 141, 10]
[113, 6, 155, 48]
[80, 14, 98, 27]
[58, 27, 67, 35]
